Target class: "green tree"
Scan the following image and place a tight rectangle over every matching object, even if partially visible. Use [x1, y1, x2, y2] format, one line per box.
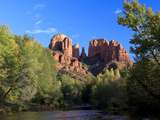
[118, 0, 160, 114]
[16, 35, 61, 105]
[0, 25, 21, 102]
[57, 74, 85, 106]
[127, 60, 160, 113]
[91, 69, 127, 111]
[118, 0, 160, 65]
[0, 26, 60, 110]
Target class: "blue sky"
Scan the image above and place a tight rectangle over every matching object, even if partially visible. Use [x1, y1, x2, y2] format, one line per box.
[0, 0, 160, 58]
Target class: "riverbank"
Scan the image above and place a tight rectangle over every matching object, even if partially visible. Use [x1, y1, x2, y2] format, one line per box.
[2, 104, 160, 120]
[0, 110, 158, 120]
[0, 103, 97, 114]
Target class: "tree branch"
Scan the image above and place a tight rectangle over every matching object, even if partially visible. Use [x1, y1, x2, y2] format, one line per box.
[150, 49, 160, 66]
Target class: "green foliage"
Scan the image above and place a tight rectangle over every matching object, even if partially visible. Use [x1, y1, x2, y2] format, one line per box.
[119, 0, 160, 115]
[0, 26, 20, 102]
[127, 60, 160, 114]
[91, 69, 127, 111]
[16, 36, 59, 102]
[118, 0, 160, 64]
[0, 25, 97, 111]
[0, 25, 60, 110]
[57, 74, 85, 106]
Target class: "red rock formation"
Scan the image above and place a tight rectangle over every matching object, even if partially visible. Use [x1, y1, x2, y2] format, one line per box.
[52, 51, 88, 75]
[88, 39, 109, 59]
[49, 34, 132, 76]
[88, 39, 132, 65]
[50, 34, 88, 76]
[49, 34, 72, 57]
[79, 47, 87, 61]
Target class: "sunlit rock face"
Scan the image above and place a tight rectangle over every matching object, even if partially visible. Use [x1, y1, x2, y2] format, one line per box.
[49, 34, 133, 76]
[49, 34, 72, 57]
[49, 34, 89, 76]
[88, 39, 132, 65]
[85, 39, 133, 75]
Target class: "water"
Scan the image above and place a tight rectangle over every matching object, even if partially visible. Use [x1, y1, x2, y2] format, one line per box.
[0, 110, 151, 120]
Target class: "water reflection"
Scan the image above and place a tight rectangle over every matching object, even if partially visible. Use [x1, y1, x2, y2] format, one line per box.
[0, 110, 102, 120]
[0, 110, 151, 120]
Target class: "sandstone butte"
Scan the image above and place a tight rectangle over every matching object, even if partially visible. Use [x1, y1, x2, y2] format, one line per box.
[49, 34, 133, 76]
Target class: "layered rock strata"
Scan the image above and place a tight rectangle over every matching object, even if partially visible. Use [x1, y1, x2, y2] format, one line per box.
[49, 34, 132, 76]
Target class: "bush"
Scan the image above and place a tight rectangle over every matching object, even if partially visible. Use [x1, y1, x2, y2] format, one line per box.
[0, 25, 60, 110]
[91, 69, 127, 112]
[57, 74, 85, 107]
[127, 59, 160, 115]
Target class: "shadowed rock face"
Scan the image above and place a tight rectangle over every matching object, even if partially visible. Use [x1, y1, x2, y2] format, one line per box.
[49, 34, 89, 76]
[79, 47, 87, 61]
[49, 34, 133, 76]
[49, 34, 73, 57]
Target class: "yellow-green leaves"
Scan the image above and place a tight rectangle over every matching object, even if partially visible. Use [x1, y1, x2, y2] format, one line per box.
[118, 0, 160, 64]
[0, 25, 58, 104]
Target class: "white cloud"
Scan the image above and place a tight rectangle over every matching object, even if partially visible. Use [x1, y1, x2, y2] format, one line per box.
[26, 27, 57, 35]
[35, 20, 43, 25]
[33, 4, 45, 11]
[114, 9, 122, 14]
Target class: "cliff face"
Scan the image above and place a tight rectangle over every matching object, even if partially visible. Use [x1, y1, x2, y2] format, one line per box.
[88, 39, 132, 65]
[49, 34, 132, 76]
[49, 34, 89, 76]
[49, 34, 72, 57]
[86, 39, 132, 75]
[79, 47, 87, 61]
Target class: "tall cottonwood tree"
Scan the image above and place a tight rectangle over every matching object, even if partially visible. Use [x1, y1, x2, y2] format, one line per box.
[118, 0, 160, 64]
[0, 25, 60, 105]
[118, 0, 160, 113]
[0, 26, 21, 102]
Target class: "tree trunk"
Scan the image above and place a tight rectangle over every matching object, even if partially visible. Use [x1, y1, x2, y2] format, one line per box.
[3, 87, 12, 100]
